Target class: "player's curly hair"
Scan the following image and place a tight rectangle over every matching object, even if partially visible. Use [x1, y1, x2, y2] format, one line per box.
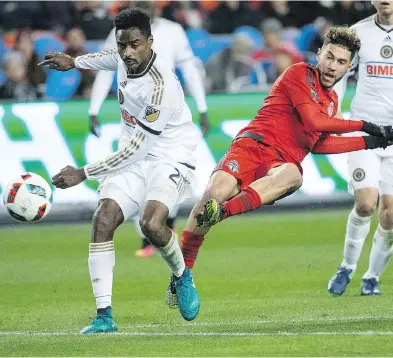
[323, 26, 361, 59]
[114, 8, 151, 37]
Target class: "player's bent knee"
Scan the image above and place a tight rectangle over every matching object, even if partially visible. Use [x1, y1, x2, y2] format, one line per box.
[203, 170, 238, 203]
[139, 216, 165, 246]
[356, 202, 376, 217]
[283, 164, 303, 191]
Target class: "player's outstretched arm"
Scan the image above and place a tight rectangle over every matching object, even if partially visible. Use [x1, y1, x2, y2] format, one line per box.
[297, 103, 392, 138]
[38, 52, 75, 71]
[312, 135, 392, 154]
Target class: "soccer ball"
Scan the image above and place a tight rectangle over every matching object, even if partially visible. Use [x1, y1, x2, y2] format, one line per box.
[3, 173, 53, 223]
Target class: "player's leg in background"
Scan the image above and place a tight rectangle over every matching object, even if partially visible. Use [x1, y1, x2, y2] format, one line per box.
[327, 150, 380, 296]
[362, 176, 393, 295]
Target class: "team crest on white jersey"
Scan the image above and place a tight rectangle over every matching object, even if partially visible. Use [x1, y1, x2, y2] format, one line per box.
[120, 80, 127, 88]
[328, 102, 334, 116]
[144, 106, 160, 122]
[381, 45, 393, 59]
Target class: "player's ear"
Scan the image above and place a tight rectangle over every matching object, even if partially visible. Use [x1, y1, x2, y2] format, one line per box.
[148, 35, 153, 46]
[316, 48, 321, 61]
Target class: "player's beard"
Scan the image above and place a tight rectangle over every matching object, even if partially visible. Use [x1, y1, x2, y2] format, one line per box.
[317, 67, 343, 90]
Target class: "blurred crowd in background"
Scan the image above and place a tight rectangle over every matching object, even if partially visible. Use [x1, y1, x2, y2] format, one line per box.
[0, 0, 374, 101]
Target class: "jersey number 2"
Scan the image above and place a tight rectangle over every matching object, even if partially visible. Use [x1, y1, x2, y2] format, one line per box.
[169, 168, 180, 185]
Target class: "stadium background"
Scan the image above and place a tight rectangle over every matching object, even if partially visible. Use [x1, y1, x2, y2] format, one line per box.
[1, 2, 393, 357]
[0, 1, 374, 222]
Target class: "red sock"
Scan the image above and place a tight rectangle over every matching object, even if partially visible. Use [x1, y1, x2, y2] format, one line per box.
[180, 230, 205, 269]
[221, 186, 262, 219]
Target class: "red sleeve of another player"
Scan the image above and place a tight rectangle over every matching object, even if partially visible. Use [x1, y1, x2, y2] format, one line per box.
[312, 135, 366, 154]
[281, 66, 363, 133]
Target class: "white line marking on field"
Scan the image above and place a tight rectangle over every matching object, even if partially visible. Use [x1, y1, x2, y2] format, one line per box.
[119, 315, 393, 329]
[1, 331, 393, 337]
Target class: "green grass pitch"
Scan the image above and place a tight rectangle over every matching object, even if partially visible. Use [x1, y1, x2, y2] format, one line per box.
[1, 210, 392, 356]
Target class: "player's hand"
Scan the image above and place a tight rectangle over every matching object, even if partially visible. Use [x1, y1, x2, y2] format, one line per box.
[89, 115, 101, 137]
[37, 52, 75, 71]
[364, 136, 393, 150]
[199, 112, 210, 136]
[361, 121, 392, 139]
[52, 166, 86, 189]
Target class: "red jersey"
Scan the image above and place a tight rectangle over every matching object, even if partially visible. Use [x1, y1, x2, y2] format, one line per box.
[238, 62, 346, 164]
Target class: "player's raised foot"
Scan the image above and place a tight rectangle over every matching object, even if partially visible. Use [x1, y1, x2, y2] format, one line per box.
[135, 244, 155, 258]
[80, 306, 118, 334]
[327, 267, 353, 296]
[195, 199, 224, 227]
[361, 278, 381, 296]
[174, 267, 200, 321]
[165, 274, 178, 309]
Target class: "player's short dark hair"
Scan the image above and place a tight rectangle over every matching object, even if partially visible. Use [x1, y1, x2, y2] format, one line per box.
[114, 8, 151, 37]
[322, 26, 361, 59]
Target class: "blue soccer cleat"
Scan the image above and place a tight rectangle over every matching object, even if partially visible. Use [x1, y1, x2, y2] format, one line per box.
[327, 267, 353, 296]
[80, 306, 118, 334]
[174, 267, 200, 321]
[165, 274, 178, 309]
[361, 278, 381, 296]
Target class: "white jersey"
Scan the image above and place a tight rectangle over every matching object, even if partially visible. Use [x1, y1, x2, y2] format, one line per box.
[76, 50, 198, 180]
[335, 14, 393, 125]
[89, 17, 207, 115]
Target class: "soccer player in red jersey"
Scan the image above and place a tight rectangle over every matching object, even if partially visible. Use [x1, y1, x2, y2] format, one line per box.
[164, 26, 393, 307]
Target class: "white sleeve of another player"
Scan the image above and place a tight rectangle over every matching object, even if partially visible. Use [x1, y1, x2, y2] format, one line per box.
[84, 100, 176, 180]
[174, 25, 208, 113]
[88, 70, 115, 115]
[88, 29, 117, 115]
[75, 49, 118, 71]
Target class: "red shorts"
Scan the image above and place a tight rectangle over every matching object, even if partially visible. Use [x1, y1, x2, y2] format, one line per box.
[214, 138, 292, 189]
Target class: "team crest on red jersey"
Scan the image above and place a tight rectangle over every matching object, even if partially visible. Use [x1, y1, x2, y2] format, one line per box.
[226, 160, 239, 173]
[328, 102, 334, 117]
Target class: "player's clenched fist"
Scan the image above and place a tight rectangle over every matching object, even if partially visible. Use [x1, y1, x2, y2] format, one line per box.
[38, 52, 75, 71]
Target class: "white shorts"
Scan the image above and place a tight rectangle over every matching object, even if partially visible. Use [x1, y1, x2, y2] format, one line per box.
[348, 149, 393, 196]
[98, 159, 194, 221]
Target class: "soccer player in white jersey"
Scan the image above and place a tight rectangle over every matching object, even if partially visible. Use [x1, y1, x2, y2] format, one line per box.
[89, 1, 209, 258]
[328, 0, 393, 296]
[38, 8, 201, 333]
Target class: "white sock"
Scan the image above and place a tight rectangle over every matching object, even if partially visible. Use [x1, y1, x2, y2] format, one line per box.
[155, 232, 185, 277]
[341, 208, 372, 271]
[363, 225, 393, 279]
[88, 241, 115, 309]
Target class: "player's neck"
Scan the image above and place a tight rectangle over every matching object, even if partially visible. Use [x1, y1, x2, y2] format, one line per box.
[376, 12, 393, 26]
